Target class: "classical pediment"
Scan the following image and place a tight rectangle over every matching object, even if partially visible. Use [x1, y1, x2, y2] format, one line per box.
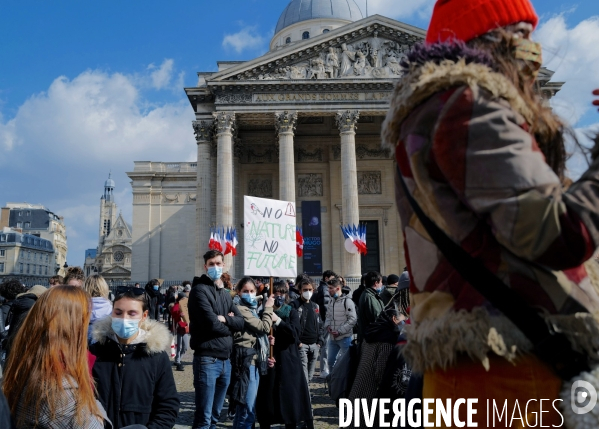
[208, 15, 425, 83]
[102, 266, 131, 275]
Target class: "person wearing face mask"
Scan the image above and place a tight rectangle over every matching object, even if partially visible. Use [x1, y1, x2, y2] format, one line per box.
[89, 286, 180, 428]
[144, 279, 161, 320]
[256, 282, 313, 429]
[229, 277, 277, 429]
[188, 250, 245, 429]
[324, 278, 357, 370]
[290, 277, 324, 386]
[380, 0, 599, 425]
[357, 271, 384, 343]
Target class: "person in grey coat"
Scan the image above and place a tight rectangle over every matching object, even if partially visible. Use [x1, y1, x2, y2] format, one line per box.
[324, 277, 357, 370]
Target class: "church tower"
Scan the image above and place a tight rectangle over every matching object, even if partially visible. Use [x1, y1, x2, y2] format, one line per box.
[99, 173, 117, 244]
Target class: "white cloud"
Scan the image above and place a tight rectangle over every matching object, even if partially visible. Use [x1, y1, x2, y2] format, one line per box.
[364, 0, 435, 21]
[536, 15, 599, 126]
[148, 59, 175, 90]
[0, 66, 196, 265]
[222, 26, 266, 53]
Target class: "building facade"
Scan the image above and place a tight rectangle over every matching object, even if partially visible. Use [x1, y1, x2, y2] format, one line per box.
[0, 227, 55, 283]
[0, 203, 68, 276]
[84, 175, 133, 282]
[129, 0, 563, 281]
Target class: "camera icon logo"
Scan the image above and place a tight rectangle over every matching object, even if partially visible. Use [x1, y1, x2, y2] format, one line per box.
[571, 380, 598, 415]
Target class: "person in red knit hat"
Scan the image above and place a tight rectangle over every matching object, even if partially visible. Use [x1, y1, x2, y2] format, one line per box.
[382, 0, 599, 427]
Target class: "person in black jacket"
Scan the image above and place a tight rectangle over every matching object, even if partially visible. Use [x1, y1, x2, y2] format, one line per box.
[3, 285, 46, 360]
[89, 286, 179, 428]
[144, 279, 161, 320]
[0, 280, 26, 325]
[290, 277, 325, 386]
[256, 281, 313, 429]
[313, 270, 336, 379]
[188, 250, 244, 429]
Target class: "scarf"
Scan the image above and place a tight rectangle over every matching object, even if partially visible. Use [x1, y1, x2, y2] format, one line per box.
[248, 307, 270, 375]
[275, 303, 292, 320]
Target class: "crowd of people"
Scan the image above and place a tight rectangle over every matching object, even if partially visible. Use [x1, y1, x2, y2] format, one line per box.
[0, 257, 409, 428]
[2, 0, 599, 427]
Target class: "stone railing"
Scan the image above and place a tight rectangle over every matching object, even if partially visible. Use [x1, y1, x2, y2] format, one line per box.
[133, 162, 198, 173]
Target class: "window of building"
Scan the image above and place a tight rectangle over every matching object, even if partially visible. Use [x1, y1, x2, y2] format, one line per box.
[16, 222, 22, 228]
[45, 266, 48, 275]
[25, 222, 31, 228]
[0, 263, 4, 273]
[114, 251, 125, 262]
[46, 254, 49, 262]
[323, 29, 330, 33]
[0, 250, 4, 257]
[19, 263, 23, 273]
[302, 31, 310, 39]
[285, 36, 291, 44]
[0, 235, 4, 242]
[26, 264, 30, 274]
[26, 211, 30, 216]
[28, 251, 31, 260]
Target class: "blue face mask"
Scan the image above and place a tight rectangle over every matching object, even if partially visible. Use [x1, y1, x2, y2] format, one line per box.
[111, 317, 141, 339]
[153, 285, 159, 291]
[241, 292, 257, 307]
[375, 285, 384, 294]
[274, 296, 285, 308]
[207, 266, 223, 281]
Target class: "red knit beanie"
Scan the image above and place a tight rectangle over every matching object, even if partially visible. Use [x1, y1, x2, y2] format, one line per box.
[426, 0, 539, 44]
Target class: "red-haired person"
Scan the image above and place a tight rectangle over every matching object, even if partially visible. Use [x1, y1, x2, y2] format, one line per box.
[3, 286, 107, 428]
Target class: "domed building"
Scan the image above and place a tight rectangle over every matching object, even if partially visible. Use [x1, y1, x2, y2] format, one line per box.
[127, 0, 564, 282]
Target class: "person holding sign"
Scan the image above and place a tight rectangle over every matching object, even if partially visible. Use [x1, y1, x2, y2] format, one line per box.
[229, 277, 277, 429]
[256, 282, 313, 429]
[189, 250, 245, 429]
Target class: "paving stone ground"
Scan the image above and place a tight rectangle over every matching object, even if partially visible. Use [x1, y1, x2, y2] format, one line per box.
[171, 352, 339, 429]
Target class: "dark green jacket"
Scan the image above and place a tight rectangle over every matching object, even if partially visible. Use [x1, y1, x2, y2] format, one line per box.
[357, 287, 384, 342]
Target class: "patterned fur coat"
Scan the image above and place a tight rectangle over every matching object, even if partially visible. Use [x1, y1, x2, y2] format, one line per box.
[381, 42, 599, 373]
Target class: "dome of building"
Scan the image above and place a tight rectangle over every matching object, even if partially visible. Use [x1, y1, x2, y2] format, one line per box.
[105, 173, 115, 188]
[275, 0, 364, 34]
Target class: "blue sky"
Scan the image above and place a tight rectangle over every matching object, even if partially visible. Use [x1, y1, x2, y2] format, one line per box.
[1, 0, 598, 267]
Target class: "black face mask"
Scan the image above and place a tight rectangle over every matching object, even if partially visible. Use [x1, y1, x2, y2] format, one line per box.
[274, 296, 286, 307]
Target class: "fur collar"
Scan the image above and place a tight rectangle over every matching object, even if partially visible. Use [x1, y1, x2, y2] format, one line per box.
[381, 54, 533, 151]
[91, 316, 171, 354]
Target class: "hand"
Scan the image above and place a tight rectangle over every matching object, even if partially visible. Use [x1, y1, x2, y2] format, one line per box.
[298, 343, 303, 348]
[228, 312, 234, 317]
[217, 315, 226, 323]
[265, 295, 275, 308]
[268, 335, 275, 346]
[332, 331, 340, 337]
[267, 357, 276, 368]
[271, 312, 279, 323]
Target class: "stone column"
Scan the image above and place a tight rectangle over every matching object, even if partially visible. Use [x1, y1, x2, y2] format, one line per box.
[214, 111, 236, 276]
[336, 110, 361, 278]
[192, 119, 214, 276]
[275, 111, 298, 202]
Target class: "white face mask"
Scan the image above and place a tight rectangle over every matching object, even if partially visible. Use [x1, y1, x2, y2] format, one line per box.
[302, 291, 313, 301]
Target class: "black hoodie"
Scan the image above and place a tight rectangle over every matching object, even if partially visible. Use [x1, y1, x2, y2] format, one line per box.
[188, 275, 245, 359]
[145, 284, 161, 320]
[4, 293, 39, 358]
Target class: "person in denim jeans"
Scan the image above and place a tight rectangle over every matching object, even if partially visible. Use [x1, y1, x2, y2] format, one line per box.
[291, 278, 324, 385]
[324, 278, 357, 370]
[188, 250, 245, 429]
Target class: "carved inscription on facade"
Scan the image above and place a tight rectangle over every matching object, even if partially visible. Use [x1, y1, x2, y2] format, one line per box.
[253, 92, 390, 103]
[297, 174, 323, 197]
[357, 172, 382, 194]
[248, 178, 273, 198]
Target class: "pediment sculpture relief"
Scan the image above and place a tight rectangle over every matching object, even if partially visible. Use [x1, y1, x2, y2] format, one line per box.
[251, 32, 409, 81]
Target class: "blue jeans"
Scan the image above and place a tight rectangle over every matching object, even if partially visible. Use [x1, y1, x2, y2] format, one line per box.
[232, 364, 260, 429]
[328, 336, 352, 370]
[193, 355, 232, 429]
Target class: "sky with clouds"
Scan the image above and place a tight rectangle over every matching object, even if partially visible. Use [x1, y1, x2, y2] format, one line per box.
[1, 0, 598, 267]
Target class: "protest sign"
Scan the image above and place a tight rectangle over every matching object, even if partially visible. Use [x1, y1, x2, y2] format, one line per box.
[244, 196, 297, 278]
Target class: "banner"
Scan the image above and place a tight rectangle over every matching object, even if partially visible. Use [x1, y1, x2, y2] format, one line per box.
[244, 196, 297, 278]
[301, 201, 323, 276]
